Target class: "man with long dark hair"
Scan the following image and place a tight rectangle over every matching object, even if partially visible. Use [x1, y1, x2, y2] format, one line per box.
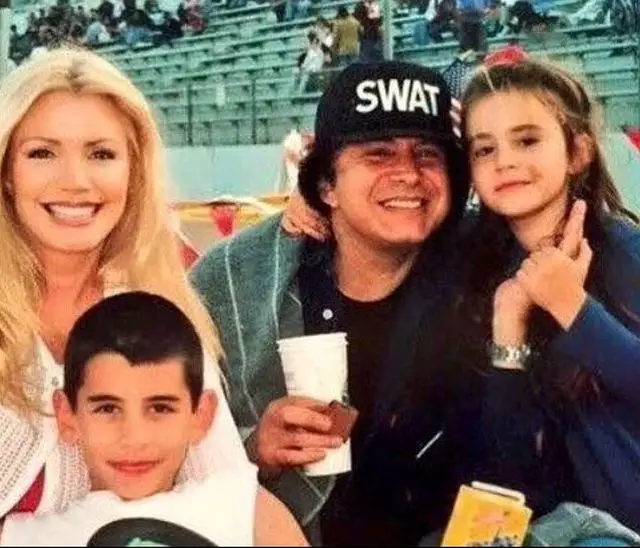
[191, 61, 471, 545]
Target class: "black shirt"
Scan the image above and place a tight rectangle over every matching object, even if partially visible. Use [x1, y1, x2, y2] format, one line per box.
[296, 239, 473, 546]
[319, 287, 407, 546]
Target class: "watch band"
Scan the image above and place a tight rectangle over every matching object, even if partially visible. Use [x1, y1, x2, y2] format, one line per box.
[489, 342, 532, 369]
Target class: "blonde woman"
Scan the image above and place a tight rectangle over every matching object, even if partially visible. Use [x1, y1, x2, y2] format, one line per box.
[0, 47, 247, 518]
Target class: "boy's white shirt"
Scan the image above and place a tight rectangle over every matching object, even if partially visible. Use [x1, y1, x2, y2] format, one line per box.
[2, 464, 259, 547]
[0, 288, 250, 518]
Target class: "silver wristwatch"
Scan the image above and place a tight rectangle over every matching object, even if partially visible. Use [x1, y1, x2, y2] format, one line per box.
[489, 343, 532, 368]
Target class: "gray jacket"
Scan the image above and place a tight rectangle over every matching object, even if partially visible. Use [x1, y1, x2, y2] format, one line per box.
[190, 214, 334, 530]
[527, 503, 640, 546]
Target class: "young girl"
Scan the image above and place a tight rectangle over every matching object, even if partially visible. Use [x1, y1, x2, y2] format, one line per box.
[460, 58, 640, 532]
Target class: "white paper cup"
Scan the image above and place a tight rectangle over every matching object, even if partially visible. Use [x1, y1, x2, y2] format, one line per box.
[277, 332, 350, 476]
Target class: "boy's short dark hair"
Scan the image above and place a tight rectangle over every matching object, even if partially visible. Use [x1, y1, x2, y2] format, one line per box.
[63, 291, 204, 411]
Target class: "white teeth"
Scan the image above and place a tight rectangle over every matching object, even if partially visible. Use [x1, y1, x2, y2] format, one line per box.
[381, 199, 424, 209]
[48, 205, 97, 220]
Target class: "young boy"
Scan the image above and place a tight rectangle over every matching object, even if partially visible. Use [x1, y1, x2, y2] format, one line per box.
[1, 291, 308, 547]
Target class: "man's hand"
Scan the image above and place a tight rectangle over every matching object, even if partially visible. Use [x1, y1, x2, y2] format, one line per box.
[248, 396, 343, 476]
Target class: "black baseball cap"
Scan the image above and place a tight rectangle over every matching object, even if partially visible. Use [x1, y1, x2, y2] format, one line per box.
[315, 61, 457, 152]
[299, 60, 469, 221]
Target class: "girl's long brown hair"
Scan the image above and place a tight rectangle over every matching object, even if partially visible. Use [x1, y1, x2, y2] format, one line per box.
[460, 58, 638, 408]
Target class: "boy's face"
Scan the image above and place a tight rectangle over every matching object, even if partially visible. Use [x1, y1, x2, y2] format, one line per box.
[55, 352, 215, 501]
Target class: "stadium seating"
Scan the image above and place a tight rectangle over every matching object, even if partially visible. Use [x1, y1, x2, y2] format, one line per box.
[94, 0, 638, 146]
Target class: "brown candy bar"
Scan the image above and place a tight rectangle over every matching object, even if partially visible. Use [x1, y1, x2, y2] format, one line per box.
[324, 401, 359, 441]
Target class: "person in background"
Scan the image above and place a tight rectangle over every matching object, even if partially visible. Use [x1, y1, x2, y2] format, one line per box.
[97, 0, 115, 26]
[185, 0, 207, 34]
[270, 0, 287, 22]
[84, 13, 111, 46]
[75, 5, 89, 28]
[292, 32, 326, 93]
[122, 8, 154, 47]
[413, 0, 458, 45]
[563, 0, 612, 26]
[456, 0, 487, 53]
[157, 11, 184, 46]
[333, 7, 361, 65]
[353, 0, 384, 62]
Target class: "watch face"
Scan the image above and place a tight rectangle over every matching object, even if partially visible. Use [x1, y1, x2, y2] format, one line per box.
[491, 343, 531, 363]
[87, 518, 217, 547]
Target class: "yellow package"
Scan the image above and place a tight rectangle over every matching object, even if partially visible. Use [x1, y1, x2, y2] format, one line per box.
[441, 482, 533, 547]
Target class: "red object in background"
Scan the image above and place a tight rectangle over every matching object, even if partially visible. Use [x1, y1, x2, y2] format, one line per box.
[210, 206, 236, 237]
[10, 469, 45, 514]
[485, 44, 529, 67]
[176, 231, 200, 269]
[626, 127, 640, 153]
[180, 240, 200, 269]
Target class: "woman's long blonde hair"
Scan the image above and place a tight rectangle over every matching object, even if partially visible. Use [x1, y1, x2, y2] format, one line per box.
[0, 47, 223, 415]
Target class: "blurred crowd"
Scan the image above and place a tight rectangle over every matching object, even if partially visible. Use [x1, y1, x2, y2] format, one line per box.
[411, 0, 560, 49]
[291, 0, 638, 94]
[9, 0, 209, 65]
[292, 0, 382, 92]
[411, 0, 636, 48]
[9, 0, 637, 78]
